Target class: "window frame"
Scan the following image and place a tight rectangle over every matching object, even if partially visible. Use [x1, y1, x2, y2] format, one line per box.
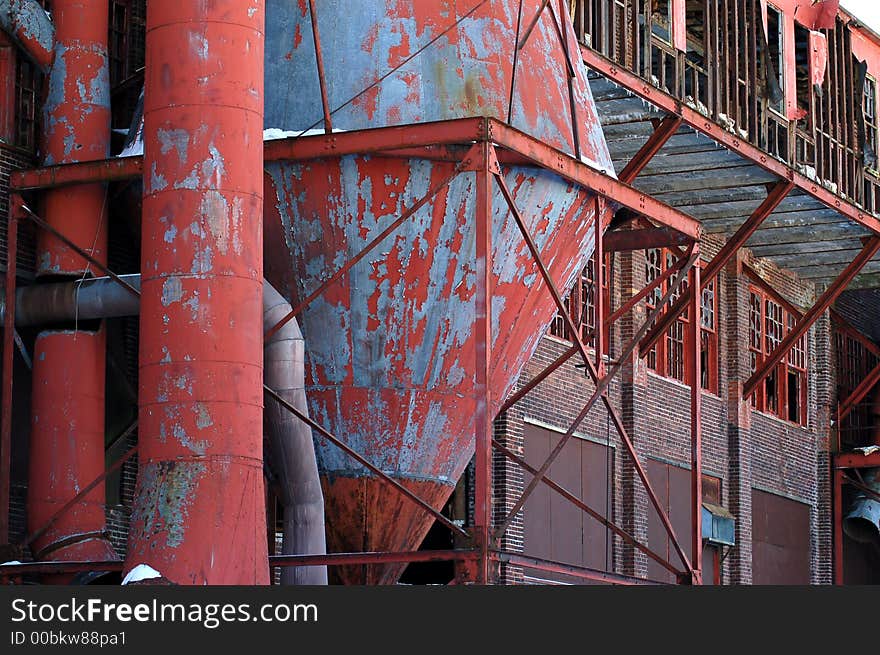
[745, 271, 808, 427]
[765, 3, 787, 119]
[643, 248, 718, 392]
[549, 249, 612, 355]
[864, 73, 879, 176]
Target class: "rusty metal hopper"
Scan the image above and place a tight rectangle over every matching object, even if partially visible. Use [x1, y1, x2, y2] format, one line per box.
[263, 0, 614, 583]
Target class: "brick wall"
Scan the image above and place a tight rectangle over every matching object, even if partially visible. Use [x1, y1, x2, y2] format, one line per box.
[494, 233, 837, 585]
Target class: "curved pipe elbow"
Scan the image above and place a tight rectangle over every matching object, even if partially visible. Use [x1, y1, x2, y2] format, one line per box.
[0, 0, 55, 71]
[263, 280, 328, 585]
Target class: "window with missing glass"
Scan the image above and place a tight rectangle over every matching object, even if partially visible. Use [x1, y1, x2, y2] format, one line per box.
[643, 249, 717, 390]
[747, 280, 808, 426]
[865, 74, 878, 174]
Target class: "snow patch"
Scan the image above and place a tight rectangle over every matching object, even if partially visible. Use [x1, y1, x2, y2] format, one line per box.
[122, 564, 162, 585]
[118, 140, 143, 158]
[263, 127, 347, 140]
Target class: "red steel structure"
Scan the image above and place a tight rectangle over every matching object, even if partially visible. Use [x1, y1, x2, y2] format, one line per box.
[26, 0, 119, 571]
[0, 0, 879, 585]
[125, 0, 269, 584]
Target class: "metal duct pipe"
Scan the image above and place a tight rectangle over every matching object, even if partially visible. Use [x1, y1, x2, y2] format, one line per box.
[843, 383, 880, 544]
[3, 275, 328, 584]
[27, 0, 117, 573]
[2, 275, 141, 326]
[127, 0, 268, 585]
[0, 0, 55, 70]
[264, 282, 327, 585]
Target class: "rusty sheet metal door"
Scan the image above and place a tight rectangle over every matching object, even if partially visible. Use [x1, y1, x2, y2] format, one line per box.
[522, 423, 613, 584]
[751, 488, 811, 585]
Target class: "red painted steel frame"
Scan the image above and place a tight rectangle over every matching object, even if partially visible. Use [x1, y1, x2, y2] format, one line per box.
[744, 236, 880, 398]
[641, 180, 793, 354]
[580, 45, 880, 236]
[688, 255, 703, 585]
[618, 115, 683, 184]
[4, 120, 705, 585]
[472, 140, 495, 584]
[838, 359, 880, 422]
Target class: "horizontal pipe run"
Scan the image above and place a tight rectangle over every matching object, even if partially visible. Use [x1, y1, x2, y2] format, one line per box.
[2, 274, 141, 326]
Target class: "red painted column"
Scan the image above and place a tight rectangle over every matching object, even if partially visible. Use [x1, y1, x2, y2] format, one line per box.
[126, 1, 268, 584]
[27, 0, 117, 566]
[473, 142, 493, 584]
[688, 255, 702, 585]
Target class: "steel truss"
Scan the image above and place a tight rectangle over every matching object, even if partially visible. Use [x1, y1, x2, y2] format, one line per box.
[1, 111, 877, 585]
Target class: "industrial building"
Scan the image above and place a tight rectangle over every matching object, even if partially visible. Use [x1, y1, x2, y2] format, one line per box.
[0, 0, 877, 585]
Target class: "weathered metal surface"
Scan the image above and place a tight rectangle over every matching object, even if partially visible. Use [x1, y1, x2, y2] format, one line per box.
[25, 1, 117, 574]
[263, 0, 613, 583]
[37, 0, 110, 277]
[28, 331, 117, 566]
[0, 0, 55, 70]
[127, 0, 268, 585]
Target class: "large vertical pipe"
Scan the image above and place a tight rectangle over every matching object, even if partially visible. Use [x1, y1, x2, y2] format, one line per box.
[27, 0, 117, 567]
[126, 1, 268, 584]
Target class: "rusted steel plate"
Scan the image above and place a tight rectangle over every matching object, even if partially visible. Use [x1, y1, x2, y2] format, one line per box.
[264, 1, 613, 582]
[127, 0, 269, 585]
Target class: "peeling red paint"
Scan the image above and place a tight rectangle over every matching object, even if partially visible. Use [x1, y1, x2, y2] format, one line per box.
[127, 0, 268, 586]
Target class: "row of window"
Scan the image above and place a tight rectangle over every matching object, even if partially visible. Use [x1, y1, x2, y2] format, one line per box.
[549, 248, 809, 427]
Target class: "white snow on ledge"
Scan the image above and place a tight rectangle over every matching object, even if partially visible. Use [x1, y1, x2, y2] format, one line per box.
[117, 140, 143, 158]
[122, 564, 162, 585]
[263, 127, 347, 140]
[115, 127, 347, 158]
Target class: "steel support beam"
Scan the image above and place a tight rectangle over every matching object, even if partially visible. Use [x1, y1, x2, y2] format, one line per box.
[490, 159, 696, 574]
[269, 550, 476, 568]
[618, 115, 682, 184]
[493, 439, 683, 577]
[603, 226, 691, 252]
[580, 45, 880, 236]
[307, 0, 333, 134]
[496, 552, 665, 585]
[744, 236, 880, 398]
[641, 180, 793, 353]
[594, 197, 606, 374]
[835, 451, 880, 468]
[838, 359, 880, 423]
[472, 140, 495, 584]
[496, 241, 696, 541]
[489, 121, 702, 240]
[833, 467, 844, 585]
[687, 256, 702, 585]
[497, 344, 579, 415]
